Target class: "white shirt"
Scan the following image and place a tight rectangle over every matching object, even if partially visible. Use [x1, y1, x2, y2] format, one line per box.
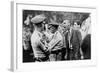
[48, 31, 63, 51]
[31, 30, 47, 58]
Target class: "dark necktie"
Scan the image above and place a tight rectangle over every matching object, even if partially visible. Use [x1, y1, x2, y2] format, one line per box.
[68, 31, 71, 49]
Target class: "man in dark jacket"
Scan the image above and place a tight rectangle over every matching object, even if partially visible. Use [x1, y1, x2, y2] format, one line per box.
[81, 34, 91, 59]
[63, 20, 83, 60]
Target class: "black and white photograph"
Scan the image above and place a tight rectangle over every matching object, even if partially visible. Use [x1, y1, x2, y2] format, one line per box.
[11, 2, 97, 71]
[22, 10, 91, 63]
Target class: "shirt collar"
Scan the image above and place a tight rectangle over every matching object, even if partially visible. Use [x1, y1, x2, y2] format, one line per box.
[34, 30, 43, 38]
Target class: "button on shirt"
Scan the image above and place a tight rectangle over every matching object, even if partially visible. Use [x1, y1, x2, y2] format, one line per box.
[31, 30, 47, 58]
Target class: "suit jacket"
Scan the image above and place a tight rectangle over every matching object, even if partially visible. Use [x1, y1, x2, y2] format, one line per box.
[65, 28, 82, 60]
[81, 34, 91, 59]
[65, 28, 82, 49]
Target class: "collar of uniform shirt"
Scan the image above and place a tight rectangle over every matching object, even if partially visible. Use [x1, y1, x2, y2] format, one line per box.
[34, 29, 43, 38]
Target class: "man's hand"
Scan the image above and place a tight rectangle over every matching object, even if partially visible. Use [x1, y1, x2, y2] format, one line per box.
[81, 55, 84, 60]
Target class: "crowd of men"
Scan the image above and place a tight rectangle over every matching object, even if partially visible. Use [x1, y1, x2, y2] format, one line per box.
[23, 14, 91, 62]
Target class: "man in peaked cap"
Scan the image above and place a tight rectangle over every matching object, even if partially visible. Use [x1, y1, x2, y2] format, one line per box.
[46, 20, 64, 61]
[31, 14, 46, 24]
[31, 14, 49, 62]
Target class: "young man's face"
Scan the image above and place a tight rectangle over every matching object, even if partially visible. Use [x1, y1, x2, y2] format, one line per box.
[62, 20, 70, 30]
[74, 22, 81, 29]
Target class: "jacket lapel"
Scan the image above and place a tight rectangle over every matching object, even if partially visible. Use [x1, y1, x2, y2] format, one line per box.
[70, 29, 73, 41]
